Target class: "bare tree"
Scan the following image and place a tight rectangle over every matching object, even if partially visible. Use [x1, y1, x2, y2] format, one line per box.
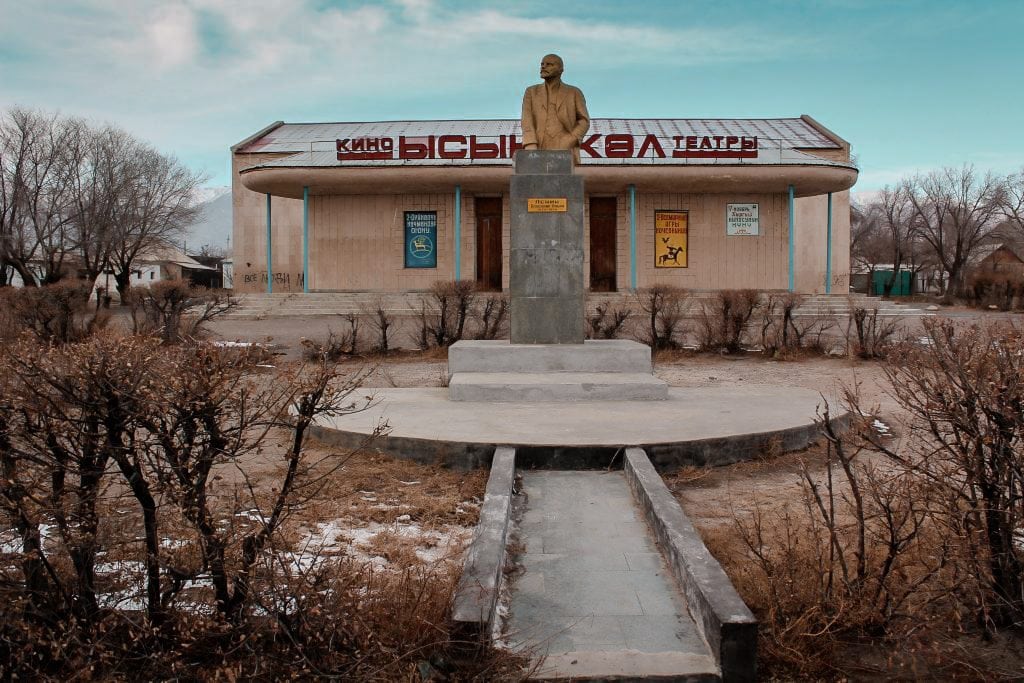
[64, 122, 136, 285]
[905, 166, 1004, 300]
[850, 198, 884, 287]
[1001, 167, 1024, 235]
[872, 186, 916, 296]
[0, 108, 77, 286]
[107, 146, 204, 301]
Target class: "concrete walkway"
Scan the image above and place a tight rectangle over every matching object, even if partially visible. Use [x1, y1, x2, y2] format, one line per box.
[506, 471, 718, 680]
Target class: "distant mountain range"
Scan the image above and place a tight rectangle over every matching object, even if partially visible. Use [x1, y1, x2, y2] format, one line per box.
[185, 186, 232, 255]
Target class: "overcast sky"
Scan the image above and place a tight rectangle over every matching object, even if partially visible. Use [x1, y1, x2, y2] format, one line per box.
[2, 0, 1021, 192]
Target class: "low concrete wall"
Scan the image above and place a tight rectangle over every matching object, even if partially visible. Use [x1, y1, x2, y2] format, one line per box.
[452, 446, 516, 637]
[624, 447, 757, 682]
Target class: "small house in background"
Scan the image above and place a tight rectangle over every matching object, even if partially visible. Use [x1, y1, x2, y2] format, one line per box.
[972, 243, 1024, 279]
[129, 244, 221, 289]
[850, 264, 916, 296]
[94, 245, 223, 302]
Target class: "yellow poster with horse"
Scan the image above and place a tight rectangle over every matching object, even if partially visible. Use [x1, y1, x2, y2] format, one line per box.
[655, 210, 688, 268]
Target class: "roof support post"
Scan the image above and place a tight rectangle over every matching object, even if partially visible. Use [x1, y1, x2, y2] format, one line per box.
[266, 193, 273, 294]
[825, 192, 833, 294]
[454, 185, 462, 280]
[302, 186, 310, 293]
[787, 184, 795, 293]
[629, 184, 638, 290]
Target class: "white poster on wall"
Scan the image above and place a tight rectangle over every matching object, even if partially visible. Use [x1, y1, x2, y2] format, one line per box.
[727, 203, 759, 236]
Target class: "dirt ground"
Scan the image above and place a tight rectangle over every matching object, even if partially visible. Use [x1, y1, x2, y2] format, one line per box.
[200, 310, 1024, 677]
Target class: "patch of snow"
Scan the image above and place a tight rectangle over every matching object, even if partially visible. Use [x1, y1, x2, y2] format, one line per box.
[872, 419, 892, 436]
[285, 519, 472, 574]
[212, 340, 266, 348]
[236, 509, 267, 524]
[0, 529, 21, 554]
[399, 480, 421, 486]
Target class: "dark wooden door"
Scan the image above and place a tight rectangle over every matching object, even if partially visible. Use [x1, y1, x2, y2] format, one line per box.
[475, 197, 503, 291]
[590, 196, 617, 292]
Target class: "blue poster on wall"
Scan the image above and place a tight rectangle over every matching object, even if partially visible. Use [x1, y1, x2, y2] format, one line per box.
[404, 211, 437, 268]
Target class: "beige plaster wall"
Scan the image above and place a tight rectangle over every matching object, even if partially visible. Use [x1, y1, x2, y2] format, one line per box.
[631, 192, 789, 291]
[232, 154, 304, 292]
[308, 194, 455, 290]
[793, 190, 851, 294]
[231, 157, 851, 295]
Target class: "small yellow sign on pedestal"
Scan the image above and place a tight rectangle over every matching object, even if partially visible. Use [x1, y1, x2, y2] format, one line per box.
[527, 198, 568, 213]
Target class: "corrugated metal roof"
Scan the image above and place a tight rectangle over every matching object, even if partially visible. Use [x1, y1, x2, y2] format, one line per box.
[251, 146, 845, 169]
[235, 118, 851, 171]
[237, 118, 841, 153]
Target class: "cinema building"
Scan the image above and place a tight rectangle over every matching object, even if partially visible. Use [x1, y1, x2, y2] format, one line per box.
[231, 116, 856, 295]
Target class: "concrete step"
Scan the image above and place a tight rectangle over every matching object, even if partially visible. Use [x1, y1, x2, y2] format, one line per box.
[448, 371, 669, 402]
[448, 340, 652, 375]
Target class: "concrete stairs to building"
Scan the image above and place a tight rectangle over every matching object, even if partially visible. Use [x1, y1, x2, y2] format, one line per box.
[223, 290, 931, 320]
[222, 292, 425, 319]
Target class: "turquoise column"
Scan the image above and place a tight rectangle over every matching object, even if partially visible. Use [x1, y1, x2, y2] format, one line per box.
[825, 192, 833, 294]
[265, 193, 273, 294]
[302, 186, 310, 293]
[454, 185, 462, 280]
[787, 184, 795, 292]
[629, 184, 638, 290]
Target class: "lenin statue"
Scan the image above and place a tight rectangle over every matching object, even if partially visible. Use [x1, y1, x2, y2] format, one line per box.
[520, 54, 590, 164]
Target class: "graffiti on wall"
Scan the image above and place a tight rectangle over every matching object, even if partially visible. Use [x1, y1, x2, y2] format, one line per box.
[241, 271, 305, 289]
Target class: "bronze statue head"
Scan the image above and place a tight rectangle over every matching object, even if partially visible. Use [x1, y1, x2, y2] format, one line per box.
[539, 54, 564, 81]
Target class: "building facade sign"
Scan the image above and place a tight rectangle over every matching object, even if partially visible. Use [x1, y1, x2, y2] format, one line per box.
[726, 203, 759, 236]
[655, 210, 688, 268]
[404, 211, 437, 268]
[337, 133, 758, 162]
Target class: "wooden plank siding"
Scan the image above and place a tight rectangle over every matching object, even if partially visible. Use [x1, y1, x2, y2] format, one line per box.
[232, 154, 844, 294]
[633, 193, 788, 291]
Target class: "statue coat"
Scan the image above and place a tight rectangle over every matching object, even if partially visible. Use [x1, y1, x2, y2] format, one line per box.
[520, 80, 590, 163]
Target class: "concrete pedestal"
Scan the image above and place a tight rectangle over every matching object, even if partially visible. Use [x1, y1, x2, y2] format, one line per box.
[448, 339, 668, 402]
[510, 150, 585, 344]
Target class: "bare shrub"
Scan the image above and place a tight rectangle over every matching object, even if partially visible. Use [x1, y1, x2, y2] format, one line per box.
[474, 293, 509, 340]
[967, 272, 1024, 311]
[759, 292, 836, 357]
[847, 306, 900, 359]
[587, 301, 631, 339]
[129, 279, 236, 343]
[0, 334, 511, 678]
[362, 300, 393, 353]
[864, 320, 1024, 630]
[301, 325, 359, 362]
[634, 285, 688, 349]
[698, 289, 760, 353]
[710, 402, 946, 678]
[0, 280, 107, 343]
[415, 280, 477, 348]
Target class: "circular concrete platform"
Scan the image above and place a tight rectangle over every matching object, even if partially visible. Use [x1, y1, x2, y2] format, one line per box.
[310, 385, 847, 470]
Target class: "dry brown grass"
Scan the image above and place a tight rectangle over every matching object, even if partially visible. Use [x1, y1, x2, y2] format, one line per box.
[296, 445, 487, 528]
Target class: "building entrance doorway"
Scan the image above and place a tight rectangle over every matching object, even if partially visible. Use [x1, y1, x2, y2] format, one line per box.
[589, 196, 617, 292]
[475, 197, 503, 291]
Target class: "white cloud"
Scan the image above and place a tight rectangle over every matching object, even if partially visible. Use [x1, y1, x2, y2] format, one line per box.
[146, 4, 200, 69]
[0, 0, 823, 184]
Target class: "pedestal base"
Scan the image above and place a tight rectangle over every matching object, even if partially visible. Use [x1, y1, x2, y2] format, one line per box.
[448, 340, 668, 402]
